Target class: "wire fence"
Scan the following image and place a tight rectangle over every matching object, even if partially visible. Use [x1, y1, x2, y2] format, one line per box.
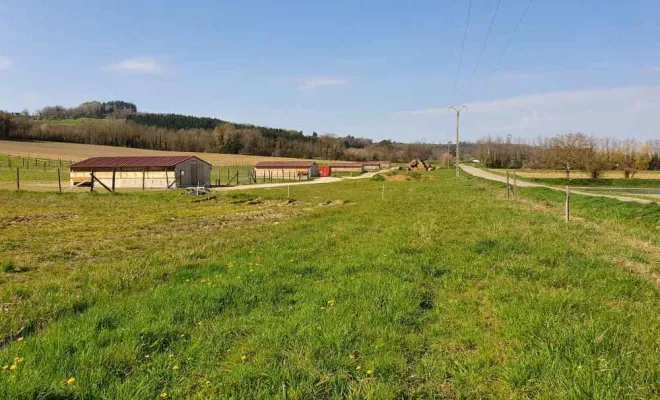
[0, 154, 308, 192]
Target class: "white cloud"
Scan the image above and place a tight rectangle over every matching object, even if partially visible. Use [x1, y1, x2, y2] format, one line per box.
[299, 76, 347, 90]
[0, 56, 12, 70]
[398, 86, 660, 140]
[105, 57, 163, 74]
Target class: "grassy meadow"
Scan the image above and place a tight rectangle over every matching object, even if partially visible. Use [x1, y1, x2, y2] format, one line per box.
[0, 169, 658, 399]
[488, 168, 660, 180]
[526, 177, 660, 188]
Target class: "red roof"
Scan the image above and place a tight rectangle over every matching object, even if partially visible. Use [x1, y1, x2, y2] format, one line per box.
[70, 156, 206, 168]
[362, 161, 381, 166]
[254, 161, 316, 168]
[329, 162, 363, 168]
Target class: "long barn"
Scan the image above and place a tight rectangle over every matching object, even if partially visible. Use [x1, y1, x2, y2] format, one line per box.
[69, 156, 212, 189]
[253, 161, 319, 180]
[329, 162, 364, 173]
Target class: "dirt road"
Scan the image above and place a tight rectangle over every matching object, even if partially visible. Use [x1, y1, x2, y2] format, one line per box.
[460, 164, 655, 205]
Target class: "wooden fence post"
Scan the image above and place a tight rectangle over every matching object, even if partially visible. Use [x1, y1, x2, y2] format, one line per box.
[513, 172, 518, 201]
[565, 186, 570, 223]
[7, 156, 11, 169]
[142, 170, 145, 190]
[506, 171, 510, 199]
[57, 168, 62, 193]
[565, 167, 571, 223]
[90, 172, 95, 192]
[16, 168, 19, 190]
[112, 168, 116, 192]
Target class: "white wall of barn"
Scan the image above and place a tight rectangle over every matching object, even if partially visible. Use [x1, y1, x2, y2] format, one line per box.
[70, 168, 177, 189]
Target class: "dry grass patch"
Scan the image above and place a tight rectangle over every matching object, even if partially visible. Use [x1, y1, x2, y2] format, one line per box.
[0, 139, 307, 166]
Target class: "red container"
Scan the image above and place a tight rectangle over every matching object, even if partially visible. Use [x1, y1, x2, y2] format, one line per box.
[319, 166, 331, 177]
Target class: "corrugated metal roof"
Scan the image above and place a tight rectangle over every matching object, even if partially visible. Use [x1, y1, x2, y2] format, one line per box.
[254, 161, 316, 168]
[329, 162, 364, 168]
[70, 156, 203, 168]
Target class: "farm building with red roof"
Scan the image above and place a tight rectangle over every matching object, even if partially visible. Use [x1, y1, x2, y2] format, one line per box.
[362, 161, 382, 171]
[69, 156, 211, 189]
[329, 162, 364, 173]
[253, 161, 319, 180]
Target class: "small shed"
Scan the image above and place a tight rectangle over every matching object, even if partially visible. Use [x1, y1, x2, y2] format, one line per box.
[69, 156, 212, 189]
[329, 162, 364, 173]
[362, 161, 381, 171]
[253, 161, 319, 180]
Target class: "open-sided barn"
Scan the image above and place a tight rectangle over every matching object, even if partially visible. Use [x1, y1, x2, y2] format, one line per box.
[253, 161, 319, 180]
[362, 161, 381, 171]
[69, 156, 211, 189]
[329, 162, 364, 173]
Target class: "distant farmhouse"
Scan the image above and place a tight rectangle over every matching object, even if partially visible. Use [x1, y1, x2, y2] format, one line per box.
[70, 156, 211, 189]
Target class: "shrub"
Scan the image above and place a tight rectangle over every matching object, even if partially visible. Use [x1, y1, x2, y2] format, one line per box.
[1, 260, 18, 273]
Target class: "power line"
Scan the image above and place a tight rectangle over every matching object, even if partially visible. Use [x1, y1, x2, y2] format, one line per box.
[492, 0, 533, 73]
[466, 0, 503, 91]
[449, 0, 473, 104]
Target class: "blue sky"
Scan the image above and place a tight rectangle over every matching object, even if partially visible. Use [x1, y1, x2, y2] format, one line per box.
[1, 0, 659, 142]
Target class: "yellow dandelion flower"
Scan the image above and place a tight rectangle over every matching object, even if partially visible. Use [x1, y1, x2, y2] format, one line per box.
[327, 299, 336, 307]
[16, 337, 24, 342]
[172, 365, 179, 370]
[66, 377, 76, 385]
[15, 357, 24, 363]
[366, 369, 373, 376]
[9, 364, 17, 371]
[160, 392, 168, 398]
[356, 365, 362, 371]
[241, 355, 248, 361]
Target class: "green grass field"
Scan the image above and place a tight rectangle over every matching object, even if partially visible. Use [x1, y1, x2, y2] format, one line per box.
[33, 118, 106, 127]
[0, 170, 658, 399]
[527, 177, 660, 188]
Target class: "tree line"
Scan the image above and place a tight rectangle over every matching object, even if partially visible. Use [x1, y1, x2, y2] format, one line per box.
[1, 110, 457, 161]
[36, 101, 137, 120]
[477, 134, 660, 177]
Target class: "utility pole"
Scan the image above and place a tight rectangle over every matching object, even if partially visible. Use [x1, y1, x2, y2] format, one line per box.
[449, 105, 467, 178]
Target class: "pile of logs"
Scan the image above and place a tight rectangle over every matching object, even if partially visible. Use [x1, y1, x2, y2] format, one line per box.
[407, 159, 433, 171]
